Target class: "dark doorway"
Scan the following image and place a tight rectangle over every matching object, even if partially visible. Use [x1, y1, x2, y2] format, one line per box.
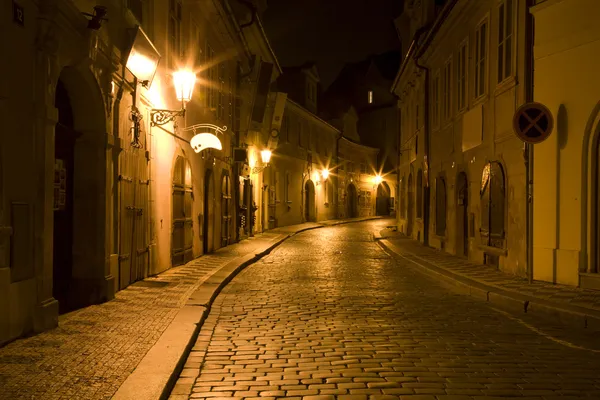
[221, 174, 231, 247]
[407, 173, 414, 236]
[203, 169, 215, 253]
[346, 184, 358, 218]
[456, 172, 469, 257]
[53, 79, 79, 314]
[304, 180, 316, 222]
[376, 182, 391, 216]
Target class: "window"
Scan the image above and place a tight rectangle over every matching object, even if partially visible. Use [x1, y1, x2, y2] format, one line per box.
[127, 0, 145, 24]
[217, 63, 226, 120]
[168, 0, 182, 65]
[435, 177, 447, 236]
[497, 0, 513, 83]
[474, 20, 488, 98]
[360, 163, 367, 174]
[368, 90, 373, 104]
[442, 59, 452, 121]
[416, 170, 423, 218]
[228, 69, 234, 129]
[282, 114, 290, 143]
[457, 40, 468, 111]
[480, 162, 505, 248]
[432, 72, 440, 127]
[298, 121, 304, 148]
[204, 42, 215, 109]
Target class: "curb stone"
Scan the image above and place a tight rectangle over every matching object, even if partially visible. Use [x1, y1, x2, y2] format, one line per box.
[377, 238, 600, 331]
[113, 216, 383, 400]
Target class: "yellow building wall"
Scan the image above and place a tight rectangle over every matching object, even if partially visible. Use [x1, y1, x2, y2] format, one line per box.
[532, 0, 600, 285]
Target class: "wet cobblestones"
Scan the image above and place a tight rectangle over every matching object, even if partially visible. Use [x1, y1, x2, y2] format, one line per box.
[173, 221, 600, 400]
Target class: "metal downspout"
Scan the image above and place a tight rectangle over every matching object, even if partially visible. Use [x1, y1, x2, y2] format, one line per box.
[525, 0, 535, 283]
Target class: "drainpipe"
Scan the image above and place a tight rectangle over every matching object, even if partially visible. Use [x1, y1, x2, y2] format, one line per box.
[525, 0, 535, 283]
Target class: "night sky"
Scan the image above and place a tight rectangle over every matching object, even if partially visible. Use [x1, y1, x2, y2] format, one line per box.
[262, 0, 403, 88]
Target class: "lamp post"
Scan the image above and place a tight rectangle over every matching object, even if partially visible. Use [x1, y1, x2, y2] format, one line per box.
[150, 69, 197, 127]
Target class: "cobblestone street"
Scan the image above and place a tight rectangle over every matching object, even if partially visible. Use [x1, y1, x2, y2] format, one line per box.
[0, 233, 287, 400]
[173, 220, 600, 400]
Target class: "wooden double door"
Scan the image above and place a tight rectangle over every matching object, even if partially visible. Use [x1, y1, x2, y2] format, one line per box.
[118, 146, 150, 289]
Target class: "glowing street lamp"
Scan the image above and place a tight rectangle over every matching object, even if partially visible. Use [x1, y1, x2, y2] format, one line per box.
[321, 169, 330, 181]
[150, 69, 197, 127]
[252, 149, 273, 174]
[374, 174, 383, 185]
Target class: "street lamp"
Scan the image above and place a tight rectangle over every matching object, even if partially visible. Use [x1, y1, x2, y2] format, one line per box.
[150, 69, 197, 127]
[374, 174, 383, 185]
[321, 169, 330, 181]
[252, 149, 272, 174]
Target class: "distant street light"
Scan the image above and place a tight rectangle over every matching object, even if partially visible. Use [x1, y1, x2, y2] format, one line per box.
[321, 169, 330, 181]
[374, 174, 383, 185]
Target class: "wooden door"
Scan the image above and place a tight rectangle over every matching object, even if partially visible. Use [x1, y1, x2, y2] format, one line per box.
[172, 157, 194, 266]
[118, 146, 149, 289]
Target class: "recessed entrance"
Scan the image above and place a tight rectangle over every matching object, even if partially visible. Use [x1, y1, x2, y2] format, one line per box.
[456, 171, 469, 257]
[346, 183, 358, 218]
[376, 181, 391, 216]
[304, 180, 316, 222]
[203, 168, 215, 254]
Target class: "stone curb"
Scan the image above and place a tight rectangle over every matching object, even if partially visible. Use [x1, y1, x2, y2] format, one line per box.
[114, 217, 382, 400]
[377, 238, 600, 331]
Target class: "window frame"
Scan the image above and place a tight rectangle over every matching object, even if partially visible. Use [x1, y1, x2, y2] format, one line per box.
[497, 0, 515, 84]
[431, 71, 441, 129]
[474, 17, 489, 100]
[442, 57, 453, 123]
[168, 0, 182, 67]
[457, 38, 469, 112]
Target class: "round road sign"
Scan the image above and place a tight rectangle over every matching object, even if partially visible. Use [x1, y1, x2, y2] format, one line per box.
[513, 102, 554, 144]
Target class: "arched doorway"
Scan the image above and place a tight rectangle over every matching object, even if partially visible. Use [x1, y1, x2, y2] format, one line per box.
[171, 157, 193, 266]
[203, 169, 215, 253]
[407, 173, 414, 236]
[456, 172, 469, 257]
[304, 180, 316, 222]
[52, 69, 108, 313]
[376, 182, 391, 216]
[221, 174, 231, 247]
[53, 79, 79, 313]
[346, 183, 358, 218]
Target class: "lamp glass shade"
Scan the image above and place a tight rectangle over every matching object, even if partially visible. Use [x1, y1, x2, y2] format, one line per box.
[173, 70, 196, 102]
[374, 174, 383, 185]
[260, 149, 272, 164]
[321, 169, 330, 180]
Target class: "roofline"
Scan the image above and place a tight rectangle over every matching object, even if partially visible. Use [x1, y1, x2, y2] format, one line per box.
[256, 14, 282, 74]
[340, 136, 380, 155]
[286, 98, 341, 133]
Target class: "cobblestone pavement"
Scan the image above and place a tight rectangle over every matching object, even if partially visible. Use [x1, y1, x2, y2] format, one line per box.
[173, 220, 600, 400]
[381, 236, 600, 312]
[0, 233, 284, 400]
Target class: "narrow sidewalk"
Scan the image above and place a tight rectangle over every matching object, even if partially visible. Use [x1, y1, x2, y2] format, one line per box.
[0, 217, 379, 400]
[377, 228, 600, 329]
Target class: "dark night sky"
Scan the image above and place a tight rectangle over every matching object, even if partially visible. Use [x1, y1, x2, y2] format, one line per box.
[262, 0, 403, 88]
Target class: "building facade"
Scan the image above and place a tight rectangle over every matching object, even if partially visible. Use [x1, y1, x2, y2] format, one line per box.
[393, 0, 530, 277]
[530, 0, 600, 289]
[0, 0, 279, 344]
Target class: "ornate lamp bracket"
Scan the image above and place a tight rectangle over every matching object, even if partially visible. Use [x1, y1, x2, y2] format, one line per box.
[150, 108, 186, 127]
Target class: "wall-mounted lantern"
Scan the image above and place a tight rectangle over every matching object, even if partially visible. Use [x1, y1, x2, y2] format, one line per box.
[124, 26, 161, 88]
[150, 69, 196, 127]
[373, 174, 383, 185]
[252, 149, 272, 174]
[321, 169, 330, 181]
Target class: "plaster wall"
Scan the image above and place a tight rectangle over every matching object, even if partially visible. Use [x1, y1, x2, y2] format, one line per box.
[531, 0, 600, 286]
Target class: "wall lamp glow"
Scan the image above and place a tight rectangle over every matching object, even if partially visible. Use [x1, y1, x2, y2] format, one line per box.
[150, 70, 197, 127]
[321, 169, 330, 181]
[374, 174, 383, 185]
[252, 149, 272, 174]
